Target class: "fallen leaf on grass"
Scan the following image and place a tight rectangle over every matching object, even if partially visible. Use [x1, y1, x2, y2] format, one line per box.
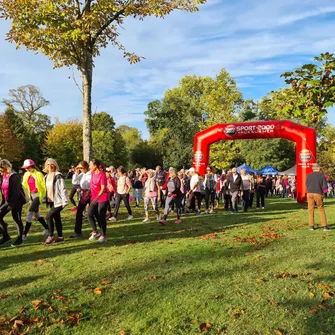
[93, 288, 102, 295]
[13, 320, 24, 330]
[309, 292, 315, 297]
[274, 330, 283, 335]
[201, 233, 218, 240]
[309, 309, 318, 315]
[0, 293, 7, 300]
[269, 300, 279, 307]
[37, 259, 46, 263]
[318, 304, 329, 311]
[120, 331, 125, 335]
[89, 252, 96, 255]
[101, 280, 111, 285]
[151, 276, 157, 280]
[200, 322, 212, 332]
[323, 291, 334, 298]
[32, 300, 42, 310]
[259, 232, 281, 239]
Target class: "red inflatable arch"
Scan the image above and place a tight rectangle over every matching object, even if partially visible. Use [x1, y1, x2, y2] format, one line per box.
[192, 120, 316, 203]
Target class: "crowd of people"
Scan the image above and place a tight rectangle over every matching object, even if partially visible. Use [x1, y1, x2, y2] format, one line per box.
[0, 157, 332, 247]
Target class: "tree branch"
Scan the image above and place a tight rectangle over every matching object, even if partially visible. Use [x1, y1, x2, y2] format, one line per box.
[72, 67, 83, 94]
[91, 8, 126, 45]
[79, 0, 92, 18]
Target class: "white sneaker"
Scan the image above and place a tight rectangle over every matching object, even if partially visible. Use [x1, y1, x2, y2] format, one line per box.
[209, 209, 214, 214]
[157, 214, 161, 221]
[97, 236, 107, 243]
[89, 232, 100, 241]
[22, 234, 27, 241]
[43, 229, 49, 236]
[109, 217, 116, 222]
[142, 218, 150, 223]
[127, 215, 133, 220]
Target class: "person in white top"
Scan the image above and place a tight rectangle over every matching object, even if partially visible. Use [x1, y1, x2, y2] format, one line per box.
[240, 168, 251, 212]
[69, 166, 83, 212]
[187, 168, 201, 214]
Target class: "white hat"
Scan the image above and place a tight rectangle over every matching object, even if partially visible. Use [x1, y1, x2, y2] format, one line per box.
[21, 159, 35, 169]
[189, 167, 195, 173]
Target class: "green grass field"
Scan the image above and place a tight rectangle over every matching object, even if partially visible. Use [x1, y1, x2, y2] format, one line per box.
[0, 196, 334, 335]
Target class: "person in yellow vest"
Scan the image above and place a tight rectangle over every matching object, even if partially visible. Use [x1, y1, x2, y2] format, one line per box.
[21, 159, 48, 240]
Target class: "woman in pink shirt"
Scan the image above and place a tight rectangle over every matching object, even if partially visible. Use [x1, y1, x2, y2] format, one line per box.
[88, 159, 109, 243]
[0, 159, 26, 247]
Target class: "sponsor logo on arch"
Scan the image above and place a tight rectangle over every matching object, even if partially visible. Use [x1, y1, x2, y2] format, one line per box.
[193, 151, 204, 162]
[224, 124, 276, 136]
[299, 149, 312, 163]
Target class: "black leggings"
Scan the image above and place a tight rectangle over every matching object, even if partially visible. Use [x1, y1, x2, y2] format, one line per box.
[46, 204, 64, 237]
[188, 192, 202, 211]
[69, 185, 80, 207]
[0, 204, 24, 238]
[205, 189, 216, 209]
[113, 194, 132, 218]
[256, 192, 265, 208]
[74, 198, 90, 234]
[88, 201, 109, 236]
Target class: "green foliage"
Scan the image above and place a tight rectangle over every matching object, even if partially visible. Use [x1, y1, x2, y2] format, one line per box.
[145, 69, 242, 169]
[0, 113, 23, 164]
[43, 119, 83, 171]
[129, 141, 162, 169]
[3, 86, 52, 165]
[92, 112, 127, 167]
[317, 125, 335, 177]
[239, 138, 296, 171]
[117, 125, 142, 151]
[280, 52, 335, 126]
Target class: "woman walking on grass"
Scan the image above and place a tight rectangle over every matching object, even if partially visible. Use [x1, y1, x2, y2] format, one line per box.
[204, 166, 217, 214]
[70, 161, 91, 239]
[21, 159, 49, 240]
[141, 169, 161, 222]
[109, 166, 133, 222]
[0, 159, 26, 247]
[69, 166, 83, 212]
[159, 168, 182, 225]
[256, 175, 266, 210]
[87, 160, 109, 243]
[44, 158, 69, 245]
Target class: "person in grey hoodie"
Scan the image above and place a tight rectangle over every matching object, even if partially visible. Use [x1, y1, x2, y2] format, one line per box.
[43, 158, 69, 245]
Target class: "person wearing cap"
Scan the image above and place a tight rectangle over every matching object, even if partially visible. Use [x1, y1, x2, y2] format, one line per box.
[306, 163, 331, 231]
[0, 159, 27, 247]
[21, 159, 49, 240]
[155, 166, 166, 208]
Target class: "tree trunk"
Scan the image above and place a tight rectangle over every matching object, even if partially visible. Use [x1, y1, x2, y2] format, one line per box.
[81, 51, 93, 162]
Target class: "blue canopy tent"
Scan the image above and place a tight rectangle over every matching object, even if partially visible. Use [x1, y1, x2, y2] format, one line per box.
[237, 163, 257, 174]
[257, 164, 279, 175]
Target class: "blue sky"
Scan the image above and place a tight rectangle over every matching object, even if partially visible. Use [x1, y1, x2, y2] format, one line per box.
[0, 0, 335, 139]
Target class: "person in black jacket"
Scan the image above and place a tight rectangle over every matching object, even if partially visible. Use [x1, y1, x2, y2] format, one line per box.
[226, 167, 243, 214]
[256, 175, 266, 209]
[0, 159, 26, 247]
[159, 168, 182, 225]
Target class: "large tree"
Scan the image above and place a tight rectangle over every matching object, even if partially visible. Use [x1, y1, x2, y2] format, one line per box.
[280, 52, 335, 127]
[145, 69, 243, 169]
[3, 85, 52, 164]
[0, 113, 23, 164]
[44, 119, 83, 171]
[0, 0, 206, 162]
[92, 112, 128, 166]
